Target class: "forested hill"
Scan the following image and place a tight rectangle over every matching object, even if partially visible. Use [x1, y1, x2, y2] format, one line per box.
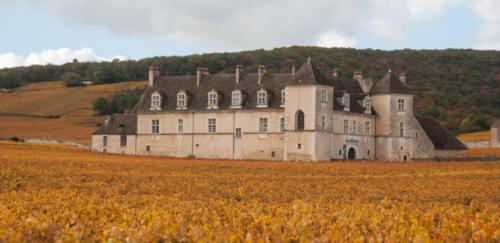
[1, 46, 499, 134]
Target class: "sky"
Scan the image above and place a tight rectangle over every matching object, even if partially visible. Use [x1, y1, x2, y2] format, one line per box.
[0, 0, 499, 69]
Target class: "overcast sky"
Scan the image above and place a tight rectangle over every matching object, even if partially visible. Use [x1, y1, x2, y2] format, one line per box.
[1, 0, 499, 69]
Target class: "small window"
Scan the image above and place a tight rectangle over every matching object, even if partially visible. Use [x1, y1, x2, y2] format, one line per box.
[177, 91, 187, 110]
[235, 128, 242, 138]
[207, 90, 218, 109]
[146, 145, 150, 152]
[365, 121, 371, 135]
[296, 110, 305, 130]
[120, 134, 127, 146]
[352, 120, 357, 134]
[208, 118, 216, 133]
[298, 143, 302, 149]
[398, 99, 405, 111]
[102, 135, 108, 147]
[259, 118, 268, 133]
[177, 119, 184, 134]
[280, 117, 285, 132]
[231, 90, 242, 108]
[321, 115, 326, 131]
[271, 151, 276, 157]
[363, 96, 371, 115]
[368, 150, 370, 155]
[400, 122, 404, 137]
[339, 150, 342, 155]
[151, 120, 160, 134]
[281, 89, 286, 107]
[257, 89, 268, 107]
[151, 92, 161, 110]
[320, 89, 328, 103]
[342, 93, 350, 112]
[343, 119, 349, 134]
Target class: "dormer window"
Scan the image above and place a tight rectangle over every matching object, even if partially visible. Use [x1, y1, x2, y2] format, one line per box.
[176, 91, 188, 110]
[256, 89, 268, 108]
[231, 90, 242, 108]
[363, 96, 371, 115]
[150, 92, 161, 110]
[207, 90, 218, 109]
[320, 89, 328, 103]
[342, 93, 350, 112]
[280, 89, 285, 107]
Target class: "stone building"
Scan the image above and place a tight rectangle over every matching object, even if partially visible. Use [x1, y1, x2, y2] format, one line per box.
[492, 120, 500, 148]
[92, 58, 466, 161]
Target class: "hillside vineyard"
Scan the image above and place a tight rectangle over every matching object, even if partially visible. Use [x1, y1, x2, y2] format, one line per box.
[92, 58, 466, 161]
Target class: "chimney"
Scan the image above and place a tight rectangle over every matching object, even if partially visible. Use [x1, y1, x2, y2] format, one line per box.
[148, 64, 160, 87]
[258, 65, 267, 85]
[292, 65, 296, 75]
[235, 64, 244, 84]
[333, 68, 338, 79]
[399, 72, 406, 85]
[196, 67, 209, 87]
[104, 115, 111, 126]
[353, 71, 363, 83]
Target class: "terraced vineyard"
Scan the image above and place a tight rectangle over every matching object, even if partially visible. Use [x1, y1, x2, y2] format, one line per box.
[0, 142, 499, 241]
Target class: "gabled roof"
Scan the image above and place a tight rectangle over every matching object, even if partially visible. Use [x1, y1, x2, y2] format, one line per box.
[93, 114, 137, 135]
[370, 71, 410, 95]
[492, 119, 500, 128]
[416, 115, 467, 150]
[288, 58, 332, 86]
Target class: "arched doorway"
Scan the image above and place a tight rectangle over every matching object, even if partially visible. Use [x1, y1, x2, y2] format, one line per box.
[347, 147, 356, 160]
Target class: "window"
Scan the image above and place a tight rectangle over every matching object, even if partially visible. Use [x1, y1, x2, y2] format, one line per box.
[177, 119, 184, 134]
[257, 89, 268, 107]
[297, 143, 302, 149]
[102, 136, 108, 147]
[321, 115, 326, 131]
[235, 128, 242, 138]
[343, 119, 349, 133]
[280, 117, 285, 132]
[207, 90, 218, 109]
[352, 120, 357, 134]
[296, 110, 305, 130]
[398, 98, 405, 111]
[259, 118, 268, 133]
[281, 89, 286, 107]
[363, 96, 371, 114]
[400, 122, 404, 136]
[146, 145, 150, 152]
[365, 121, 371, 135]
[231, 90, 242, 108]
[177, 92, 187, 109]
[151, 93, 161, 110]
[151, 120, 160, 134]
[208, 118, 216, 133]
[120, 134, 127, 146]
[320, 89, 328, 103]
[342, 93, 350, 112]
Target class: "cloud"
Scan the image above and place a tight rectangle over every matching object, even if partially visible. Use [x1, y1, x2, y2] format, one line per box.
[405, 0, 462, 18]
[0, 48, 131, 69]
[470, 0, 500, 49]
[316, 31, 356, 48]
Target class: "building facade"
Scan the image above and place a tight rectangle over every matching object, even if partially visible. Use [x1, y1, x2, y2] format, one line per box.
[492, 120, 500, 148]
[92, 59, 466, 161]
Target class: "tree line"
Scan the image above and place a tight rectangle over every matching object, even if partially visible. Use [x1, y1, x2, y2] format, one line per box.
[1, 46, 499, 134]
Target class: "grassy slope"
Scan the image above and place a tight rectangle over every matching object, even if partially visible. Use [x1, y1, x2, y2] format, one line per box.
[0, 81, 146, 143]
[458, 130, 491, 142]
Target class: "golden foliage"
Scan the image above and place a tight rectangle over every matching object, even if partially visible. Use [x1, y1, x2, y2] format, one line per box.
[0, 142, 499, 241]
[458, 131, 491, 142]
[466, 148, 500, 157]
[0, 80, 146, 143]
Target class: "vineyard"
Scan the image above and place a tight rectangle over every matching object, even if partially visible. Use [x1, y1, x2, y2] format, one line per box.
[0, 142, 499, 241]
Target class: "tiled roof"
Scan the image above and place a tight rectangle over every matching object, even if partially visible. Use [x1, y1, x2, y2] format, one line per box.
[370, 71, 410, 95]
[416, 115, 467, 150]
[288, 59, 332, 86]
[93, 114, 137, 135]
